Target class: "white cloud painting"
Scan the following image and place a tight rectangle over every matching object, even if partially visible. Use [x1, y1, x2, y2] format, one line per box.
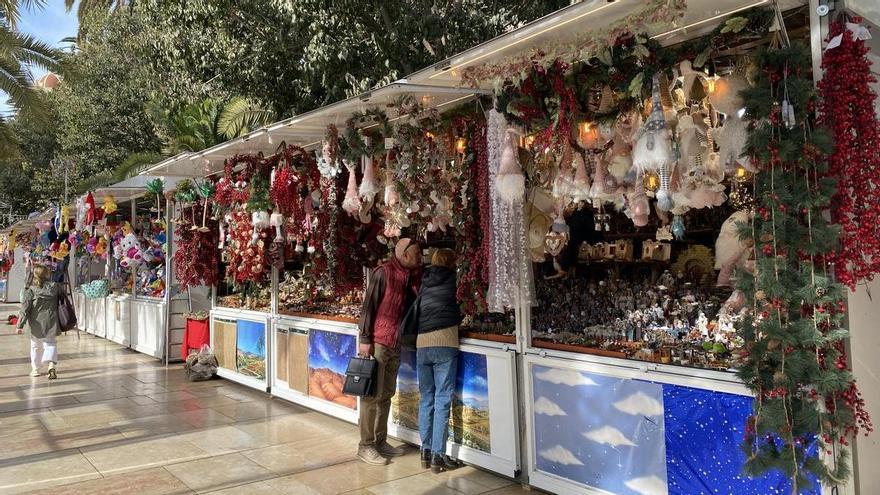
[539, 445, 584, 466]
[625, 475, 669, 495]
[583, 426, 638, 448]
[534, 396, 567, 416]
[534, 367, 597, 387]
[613, 391, 664, 417]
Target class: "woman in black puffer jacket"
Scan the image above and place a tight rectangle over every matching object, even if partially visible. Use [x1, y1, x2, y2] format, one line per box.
[416, 248, 463, 473]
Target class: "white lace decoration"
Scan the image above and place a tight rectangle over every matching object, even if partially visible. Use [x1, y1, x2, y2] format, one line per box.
[486, 109, 535, 312]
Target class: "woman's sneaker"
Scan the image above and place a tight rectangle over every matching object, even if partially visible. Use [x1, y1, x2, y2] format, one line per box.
[47, 363, 57, 380]
[431, 453, 462, 473]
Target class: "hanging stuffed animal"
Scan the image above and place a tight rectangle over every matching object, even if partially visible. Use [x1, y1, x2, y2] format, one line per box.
[84, 192, 97, 227]
[341, 159, 361, 215]
[54, 205, 69, 234]
[102, 195, 118, 215]
[496, 127, 526, 204]
[633, 73, 674, 212]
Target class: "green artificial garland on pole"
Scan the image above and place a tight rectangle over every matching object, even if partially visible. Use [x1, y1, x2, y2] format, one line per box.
[735, 43, 871, 491]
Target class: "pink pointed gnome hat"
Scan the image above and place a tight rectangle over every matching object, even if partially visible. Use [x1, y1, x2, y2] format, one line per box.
[496, 127, 525, 204]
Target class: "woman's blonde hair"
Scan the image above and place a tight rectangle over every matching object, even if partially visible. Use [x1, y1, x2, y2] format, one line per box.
[431, 248, 456, 269]
[32, 265, 50, 288]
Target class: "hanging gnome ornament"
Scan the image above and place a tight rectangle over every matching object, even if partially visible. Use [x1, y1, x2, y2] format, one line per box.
[569, 150, 591, 202]
[250, 211, 270, 245]
[270, 212, 284, 241]
[341, 159, 361, 215]
[358, 141, 380, 201]
[496, 127, 526, 204]
[633, 73, 674, 212]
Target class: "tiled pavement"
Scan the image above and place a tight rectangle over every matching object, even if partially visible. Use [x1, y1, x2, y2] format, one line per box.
[0, 304, 537, 494]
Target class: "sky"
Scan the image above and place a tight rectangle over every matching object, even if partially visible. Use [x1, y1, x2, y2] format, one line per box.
[0, 1, 79, 116]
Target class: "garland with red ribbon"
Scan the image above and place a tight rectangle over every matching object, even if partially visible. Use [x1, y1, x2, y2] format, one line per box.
[454, 118, 490, 315]
[818, 20, 880, 290]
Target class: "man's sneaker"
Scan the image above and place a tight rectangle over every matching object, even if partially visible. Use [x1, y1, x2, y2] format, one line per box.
[357, 446, 389, 466]
[376, 440, 406, 457]
[29, 368, 40, 377]
[420, 448, 431, 469]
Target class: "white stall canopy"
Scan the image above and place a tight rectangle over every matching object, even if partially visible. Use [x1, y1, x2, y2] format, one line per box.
[406, 0, 806, 89]
[93, 174, 183, 203]
[142, 83, 489, 178]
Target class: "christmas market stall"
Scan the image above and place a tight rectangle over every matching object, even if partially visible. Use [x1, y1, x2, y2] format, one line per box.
[404, 0, 872, 493]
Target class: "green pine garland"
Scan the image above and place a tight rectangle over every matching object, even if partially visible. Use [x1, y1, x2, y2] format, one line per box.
[735, 44, 864, 491]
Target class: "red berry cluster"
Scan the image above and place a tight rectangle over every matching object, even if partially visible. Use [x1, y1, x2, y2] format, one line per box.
[818, 22, 880, 289]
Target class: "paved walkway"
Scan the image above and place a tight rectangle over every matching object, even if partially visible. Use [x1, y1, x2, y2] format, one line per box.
[0, 304, 533, 494]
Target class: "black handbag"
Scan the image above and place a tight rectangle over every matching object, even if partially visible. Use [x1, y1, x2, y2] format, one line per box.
[343, 356, 378, 397]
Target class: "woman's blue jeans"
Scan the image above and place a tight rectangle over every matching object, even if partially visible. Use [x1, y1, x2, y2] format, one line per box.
[417, 346, 459, 455]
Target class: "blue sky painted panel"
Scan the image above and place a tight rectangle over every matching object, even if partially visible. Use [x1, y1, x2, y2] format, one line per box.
[235, 320, 265, 359]
[307, 328, 356, 375]
[663, 385, 819, 495]
[531, 365, 668, 495]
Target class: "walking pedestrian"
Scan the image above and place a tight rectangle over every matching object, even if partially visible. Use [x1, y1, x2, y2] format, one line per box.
[17, 265, 62, 379]
[356, 238, 423, 465]
[415, 248, 463, 473]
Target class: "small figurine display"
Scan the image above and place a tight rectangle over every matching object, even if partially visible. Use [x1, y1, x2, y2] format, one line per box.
[531, 264, 740, 370]
[276, 271, 363, 320]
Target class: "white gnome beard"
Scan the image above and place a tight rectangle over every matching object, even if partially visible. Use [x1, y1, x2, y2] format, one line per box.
[270, 213, 284, 241]
[633, 129, 673, 174]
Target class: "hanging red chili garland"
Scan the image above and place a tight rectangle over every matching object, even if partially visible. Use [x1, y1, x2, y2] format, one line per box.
[818, 20, 880, 290]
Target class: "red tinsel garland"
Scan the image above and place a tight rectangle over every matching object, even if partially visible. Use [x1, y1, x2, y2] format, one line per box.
[173, 203, 219, 290]
[818, 21, 880, 289]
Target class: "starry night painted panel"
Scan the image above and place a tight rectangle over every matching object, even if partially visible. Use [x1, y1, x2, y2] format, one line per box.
[531, 365, 668, 495]
[662, 385, 818, 495]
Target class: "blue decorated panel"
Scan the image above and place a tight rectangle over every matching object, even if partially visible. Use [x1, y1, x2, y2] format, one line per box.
[530, 364, 817, 495]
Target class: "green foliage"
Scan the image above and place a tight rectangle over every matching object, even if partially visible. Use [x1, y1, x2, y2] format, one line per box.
[54, 9, 160, 186]
[735, 43, 856, 490]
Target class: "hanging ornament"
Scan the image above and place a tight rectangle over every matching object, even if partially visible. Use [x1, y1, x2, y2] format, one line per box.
[251, 211, 270, 245]
[671, 215, 686, 240]
[358, 149, 380, 201]
[195, 180, 215, 232]
[679, 60, 702, 100]
[569, 150, 591, 202]
[707, 74, 748, 116]
[496, 127, 526, 204]
[270, 213, 284, 241]
[544, 216, 570, 257]
[627, 178, 650, 228]
[715, 115, 752, 173]
[633, 73, 673, 175]
[341, 159, 361, 216]
[145, 178, 165, 217]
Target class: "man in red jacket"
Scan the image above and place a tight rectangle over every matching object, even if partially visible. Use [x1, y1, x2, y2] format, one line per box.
[356, 238, 422, 465]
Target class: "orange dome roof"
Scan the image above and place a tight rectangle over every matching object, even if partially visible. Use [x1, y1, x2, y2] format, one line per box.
[35, 72, 60, 91]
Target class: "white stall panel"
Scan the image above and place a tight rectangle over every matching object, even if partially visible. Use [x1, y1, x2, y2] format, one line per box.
[131, 298, 166, 358]
[105, 295, 130, 346]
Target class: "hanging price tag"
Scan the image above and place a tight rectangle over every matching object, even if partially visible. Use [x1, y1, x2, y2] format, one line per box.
[384, 137, 395, 150]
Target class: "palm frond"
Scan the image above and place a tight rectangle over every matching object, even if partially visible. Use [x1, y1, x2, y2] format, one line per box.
[218, 96, 276, 139]
[113, 151, 163, 181]
[1, 0, 46, 29]
[0, 116, 20, 156]
[74, 170, 114, 194]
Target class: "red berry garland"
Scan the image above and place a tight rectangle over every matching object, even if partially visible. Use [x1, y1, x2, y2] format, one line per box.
[174, 203, 219, 290]
[818, 21, 880, 289]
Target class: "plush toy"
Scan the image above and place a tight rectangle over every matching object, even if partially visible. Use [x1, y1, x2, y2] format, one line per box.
[118, 233, 144, 268]
[54, 206, 69, 234]
[102, 195, 118, 215]
[86, 235, 98, 255]
[95, 236, 109, 259]
[84, 192, 97, 226]
[51, 241, 69, 260]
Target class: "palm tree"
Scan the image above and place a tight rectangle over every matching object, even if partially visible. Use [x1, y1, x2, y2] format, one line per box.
[0, 1, 65, 145]
[74, 151, 163, 194]
[149, 97, 276, 156]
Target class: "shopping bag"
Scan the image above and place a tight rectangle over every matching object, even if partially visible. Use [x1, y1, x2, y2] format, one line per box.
[342, 356, 377, 397]
[57, 292, 77, 332]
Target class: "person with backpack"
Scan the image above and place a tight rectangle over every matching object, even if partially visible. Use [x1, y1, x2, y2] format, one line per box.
[415, 248, 463, 473]
[16, 265, 63, 379]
